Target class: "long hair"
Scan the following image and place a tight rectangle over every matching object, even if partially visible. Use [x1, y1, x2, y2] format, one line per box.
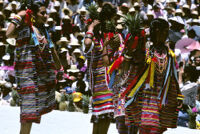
[150, 18, 169, 43]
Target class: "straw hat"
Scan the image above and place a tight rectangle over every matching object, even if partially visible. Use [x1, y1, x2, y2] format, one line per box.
[62, 15, 71, 21]
[67, 65, 80, 73]
[121, 3, 129, 8]
[56, 37, 70, 45]
[60, 47, 68, 53]
[133, 2, 140, 7]
[77, 7, 88, 15]
[49, 8, 57, 14]
[55, 26, 62, 31]
[72, 92, 83, 102]
[117, 11, 124, 17]
[62, 7, 73, 16]
[175, 9, 183, 15]
[4, 6, 12, 11]
[9, 13, 15, 19]
[167, 0, 177, 3]
[73, 48, 81, 54]
[192, 11, 198, 16]
[6, 38, 16, 46]
[183, 4, 190, 9]
[69, 40, 80, 46]
[116, 24, 123, 30]
[0, 11, 5, 19]
[75, 32, 84, 38]
[169, 16, 185, 25]
[47, 18, 54, 22]
[117, 18, 124, 24]
[147, 11, 154, 16]
[129, 7, 135, 13]
[0, 80, 6, 86]
[0, 42, 5, 46]
[11, 1, 17, 6]
[2, 54, 10, 61]
[54, 1, 60, 7]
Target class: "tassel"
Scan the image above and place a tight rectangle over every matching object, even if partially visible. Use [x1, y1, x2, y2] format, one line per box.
[169, 49, 175, 58]
[128, 65, 150, 97]
[109, 56, 124, 74]
[150, 61, 155, 88]
[108, 70, 116, 89]
[124, 33, 131, 46]
[104, 33, 108, 40]
[108, 32, 114, 40]
[25, 9, 33, 27]
[131, 36, 139, 49]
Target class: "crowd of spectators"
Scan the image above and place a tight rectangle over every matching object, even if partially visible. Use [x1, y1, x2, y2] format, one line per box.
[0, 0, 200, 129]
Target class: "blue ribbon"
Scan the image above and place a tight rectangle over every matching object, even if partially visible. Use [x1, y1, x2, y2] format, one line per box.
[158, 56, 171, 99]
[108, 70, 116, 89]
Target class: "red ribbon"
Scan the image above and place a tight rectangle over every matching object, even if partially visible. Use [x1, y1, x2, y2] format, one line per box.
[109, 56, 124, 74]
[84, 18, 92, 24]
[131, 36, 139, 49]
[25, 9, 33, 27]
[104, 32, 114, 40]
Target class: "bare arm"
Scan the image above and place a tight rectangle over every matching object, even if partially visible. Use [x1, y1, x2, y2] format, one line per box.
[50, 47, 62, 70]
[6, 10, 26, 38]
[84, 20, 100, 53]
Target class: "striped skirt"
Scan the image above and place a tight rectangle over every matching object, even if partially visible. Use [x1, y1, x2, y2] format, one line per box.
[15, 39, 56, 123]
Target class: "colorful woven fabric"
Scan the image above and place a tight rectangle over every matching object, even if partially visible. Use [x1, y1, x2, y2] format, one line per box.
[15, 26, 56, 123]
[124, 49, 181, 133]
[86, 38, 114, 118]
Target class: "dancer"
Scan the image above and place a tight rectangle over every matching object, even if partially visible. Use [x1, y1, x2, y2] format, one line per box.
[120, 18, 183, 133]
[84, 3, 116, 134]
[6, 2, 61, 134]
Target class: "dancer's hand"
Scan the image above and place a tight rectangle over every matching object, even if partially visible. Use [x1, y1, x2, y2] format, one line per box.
[17, 10, 26, 19]
[88, 20, 100, 31]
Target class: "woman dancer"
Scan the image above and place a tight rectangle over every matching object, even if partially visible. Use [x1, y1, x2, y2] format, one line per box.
[121, 18, 183, 134]
[6, 2, 61, 134]
[84, 3, 116, 134]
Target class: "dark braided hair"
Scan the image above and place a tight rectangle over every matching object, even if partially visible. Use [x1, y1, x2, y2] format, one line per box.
[150, 18, 169, 44]
[94, 2, 116, 39]
[30, 1, 45, 15]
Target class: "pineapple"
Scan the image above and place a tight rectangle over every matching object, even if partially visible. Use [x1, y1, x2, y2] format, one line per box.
[58, 92, 68, 111]
[67, 94, 75, 112]
[82, 95, 90, 114]
[10, 99, 16, 106]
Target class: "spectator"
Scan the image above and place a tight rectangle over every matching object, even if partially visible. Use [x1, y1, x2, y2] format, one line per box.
[71, 72, 90, 95]
[74, 7, 87, 32]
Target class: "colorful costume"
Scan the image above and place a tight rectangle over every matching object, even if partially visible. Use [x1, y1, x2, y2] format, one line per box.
[15, 26, 56, 123]
[86, 38, 114, 123]
[121, 47, 182, 133]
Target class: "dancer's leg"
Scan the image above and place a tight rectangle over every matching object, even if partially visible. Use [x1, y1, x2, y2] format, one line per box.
[128, 125, 138, 134]
[116, 116, 128, 134]
[100, 118, 111, 134]
[92, 122, 99, 134]
[20, 122, 32, 134]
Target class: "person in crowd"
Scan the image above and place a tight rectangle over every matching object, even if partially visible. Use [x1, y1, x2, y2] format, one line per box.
[77, 56, 87, 73]
[71, 71, 90, 95]
[121, 18, 182, 133]
[62, 15, 73, 40]
[6, 1, 61, 134]
[84, 2, 116, 134]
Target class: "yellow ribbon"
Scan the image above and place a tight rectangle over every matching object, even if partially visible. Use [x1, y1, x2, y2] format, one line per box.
[107, 62, 115, 74]
[150, 61, 155, 88]
[146, 57, 151, 64]
[169, 50, 175, 58]
[128, 65, 150, 97]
